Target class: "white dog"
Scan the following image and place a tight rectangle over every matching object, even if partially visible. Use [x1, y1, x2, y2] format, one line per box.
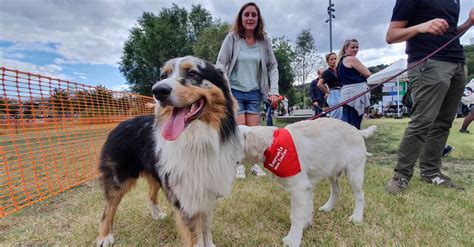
[239, 118, 376, 247]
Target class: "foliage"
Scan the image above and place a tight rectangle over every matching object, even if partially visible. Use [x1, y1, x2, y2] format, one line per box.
[272, 37, 296, 103]
[0, 98, 7, 114]
[188, 4, 213, 43]
[368, 64, 389, 74]
[292, 29, 324, 106]
[192, 22, 229, 63]
[50, 88, 71, 115]
[120, 4, 213, 96]
[464, 44, 474, 81]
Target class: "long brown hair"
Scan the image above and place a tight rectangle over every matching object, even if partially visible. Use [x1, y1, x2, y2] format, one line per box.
[230, 2, 266, 40]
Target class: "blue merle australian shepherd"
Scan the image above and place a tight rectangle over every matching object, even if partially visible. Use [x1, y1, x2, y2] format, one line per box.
[97, 56, 243, 247]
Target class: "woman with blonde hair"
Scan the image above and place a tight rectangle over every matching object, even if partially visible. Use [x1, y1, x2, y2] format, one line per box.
[217, 2, 279, 178]
[336, 39, 371, 129]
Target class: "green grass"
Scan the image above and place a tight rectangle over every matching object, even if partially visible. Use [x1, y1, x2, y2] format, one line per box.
[0, 118, 473, 245]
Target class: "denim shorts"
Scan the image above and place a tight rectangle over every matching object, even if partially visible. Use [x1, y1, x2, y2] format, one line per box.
[231, 89, 261, 115]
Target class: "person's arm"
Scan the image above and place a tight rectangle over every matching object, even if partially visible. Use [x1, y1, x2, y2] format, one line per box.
[317, 78, 330, 94]
[265, 37, 280, 104]
[457, 8, 474, 34]
[345, 56, 371, 79]
[385, 19, 449, 44]
[216, 33, 233, 70]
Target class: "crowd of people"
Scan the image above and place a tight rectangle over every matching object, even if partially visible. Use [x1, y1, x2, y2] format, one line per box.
[215, 1, 473, 189]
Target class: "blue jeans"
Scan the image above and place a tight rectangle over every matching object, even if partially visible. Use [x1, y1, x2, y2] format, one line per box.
[327, 89, 342, 119]
[265, 102, 273, 126]
[231, 89, 261, 115]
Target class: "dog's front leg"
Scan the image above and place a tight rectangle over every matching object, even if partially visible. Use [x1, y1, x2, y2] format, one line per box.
[202, 212, 216, 247]
[175, 210, 204, 247]
[283, 184, 312, 247]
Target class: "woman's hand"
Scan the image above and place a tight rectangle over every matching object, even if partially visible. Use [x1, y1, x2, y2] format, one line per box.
[270, 95, 279, 110]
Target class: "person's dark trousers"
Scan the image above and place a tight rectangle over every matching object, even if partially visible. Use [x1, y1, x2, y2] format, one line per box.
[342, 105, 363, 129]
[265, 102, 273, 126]
[314, 104, 322, 116]
[394, 60, 466, 180]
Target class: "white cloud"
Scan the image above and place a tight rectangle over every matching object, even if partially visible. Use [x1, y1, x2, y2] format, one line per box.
[0, 0, 472, 85]
[111, 84, 130, 92]
[0, 55, 71, 80]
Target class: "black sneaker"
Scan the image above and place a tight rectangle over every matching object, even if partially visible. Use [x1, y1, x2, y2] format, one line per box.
[459, 129, 470, 134]
[442, 145, 455, 157]
[421, 173, 464, 191]
[385, 176, 409, 194]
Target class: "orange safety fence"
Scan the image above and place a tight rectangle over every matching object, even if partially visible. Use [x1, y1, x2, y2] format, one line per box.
[0, 67, 154, 217]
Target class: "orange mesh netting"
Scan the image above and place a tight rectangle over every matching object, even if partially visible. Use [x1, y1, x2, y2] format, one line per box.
[0, 67, 155, 217]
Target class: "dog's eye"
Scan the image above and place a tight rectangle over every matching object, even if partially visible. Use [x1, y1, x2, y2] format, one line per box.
[160, 73, 168, 80]
[186, 71, 201, 81]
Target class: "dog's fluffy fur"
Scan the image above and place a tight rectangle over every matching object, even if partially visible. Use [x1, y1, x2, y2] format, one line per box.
[239, 118, 376, 247]
[97, 56, 242, 247]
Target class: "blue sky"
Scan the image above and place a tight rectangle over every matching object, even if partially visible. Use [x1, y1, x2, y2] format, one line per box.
[0, 40, 128, 90]
[0, 0, 473, 92]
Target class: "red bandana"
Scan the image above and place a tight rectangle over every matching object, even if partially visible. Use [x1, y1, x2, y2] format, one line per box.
[263, 128, 301, 177]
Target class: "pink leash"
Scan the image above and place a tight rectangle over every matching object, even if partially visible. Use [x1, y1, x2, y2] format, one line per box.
[308, 27, 471, 120]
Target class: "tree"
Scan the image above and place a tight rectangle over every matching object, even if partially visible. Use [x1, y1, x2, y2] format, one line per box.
[188, 4, 213, 43]
[50, 88, 71, 116]
[0, 97, 6, 114]
[464, 44, 474, 81]
[272, 37, 296, 105]
[120, 4, 213, 96]
[292, 29, 324, 107]
[193, 22, 229, 63]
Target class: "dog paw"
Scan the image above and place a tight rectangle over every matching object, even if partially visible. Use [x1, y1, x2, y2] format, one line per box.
[97, 234, 114, 247]
[149, 203, 167, 220]
[151, 210, 167, 220]
[348, 215, 363, 224]
[318, 205, 333, 212]
[282, 235, 301, 247]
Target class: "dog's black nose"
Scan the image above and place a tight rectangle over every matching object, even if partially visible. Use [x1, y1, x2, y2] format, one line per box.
[152, 84, 172, 101]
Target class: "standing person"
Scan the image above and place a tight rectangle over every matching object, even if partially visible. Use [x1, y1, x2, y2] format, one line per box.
[336, 39, 371, 129]
[309, 68, 327, 115]
[217, 2, 279, 179]
[283, 95, 289, 116]
[264, 94, 274, 126]
[384, 1, 473, 194]
[459, 80, 474, 133]
[318, 52, 343, 119]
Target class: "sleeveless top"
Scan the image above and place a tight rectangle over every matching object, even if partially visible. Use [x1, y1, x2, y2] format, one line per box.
[337, 56, 367, 86]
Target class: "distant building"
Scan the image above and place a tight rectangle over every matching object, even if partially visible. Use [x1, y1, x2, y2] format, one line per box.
[471, 38, 474, 45]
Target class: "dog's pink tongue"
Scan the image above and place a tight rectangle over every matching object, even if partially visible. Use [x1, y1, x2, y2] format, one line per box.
[162, 107, 187, 141]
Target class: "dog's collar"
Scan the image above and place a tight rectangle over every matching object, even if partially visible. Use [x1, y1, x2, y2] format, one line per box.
[263, 128, 301, 177]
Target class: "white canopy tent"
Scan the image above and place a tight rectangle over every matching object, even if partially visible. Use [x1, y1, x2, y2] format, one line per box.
[367, 58, 408, 85]
[367, 58, 408, 117]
